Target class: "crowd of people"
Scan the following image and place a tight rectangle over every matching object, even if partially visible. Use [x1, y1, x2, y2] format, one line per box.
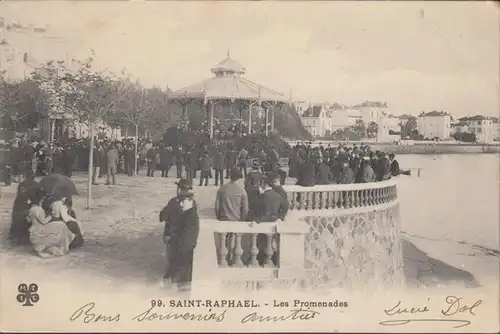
[3, 132, 407, 292]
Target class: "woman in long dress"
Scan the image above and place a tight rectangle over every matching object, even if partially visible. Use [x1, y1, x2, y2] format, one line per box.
[28, 189, 75, 258]
[9, 170, 40, 245]
[49, 196, 84, 249]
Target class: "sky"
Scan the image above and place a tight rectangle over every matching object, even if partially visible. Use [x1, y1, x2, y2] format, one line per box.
[1, 1, 499, 117]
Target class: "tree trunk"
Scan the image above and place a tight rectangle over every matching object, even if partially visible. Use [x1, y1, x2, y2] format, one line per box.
[87, 121, 94, 209]
[134, 124, 138, 176]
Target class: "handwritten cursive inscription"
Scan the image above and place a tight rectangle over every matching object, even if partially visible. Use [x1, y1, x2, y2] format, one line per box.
[441, 296, 482, 316]
[379, 296, 482, 328]
[132, 305, 226, 322]
[69, 302, 121, 323]
[384, 300, 430, 316]
[241, 308, 320, 323]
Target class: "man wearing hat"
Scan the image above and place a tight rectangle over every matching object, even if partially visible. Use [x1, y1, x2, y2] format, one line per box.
[159, 179, 199, 292]
[244, 159, 263, 221]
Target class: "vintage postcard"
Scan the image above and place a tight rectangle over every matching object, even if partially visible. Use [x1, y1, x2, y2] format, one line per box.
[0, 0, 499, 332]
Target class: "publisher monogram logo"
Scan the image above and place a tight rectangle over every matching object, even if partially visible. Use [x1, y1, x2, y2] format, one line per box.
[17, 283, 40, 306]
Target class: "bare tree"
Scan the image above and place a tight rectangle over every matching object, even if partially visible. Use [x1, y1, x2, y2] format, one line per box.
[57, 55, 126, 208]
[118, 81, 156, 175]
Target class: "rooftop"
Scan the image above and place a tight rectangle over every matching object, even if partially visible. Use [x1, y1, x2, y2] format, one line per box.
[168, 52, 288, 103]
[210, 50, 246, 76]
[420, 111, 450, 117]
[458, 115, 488, 121]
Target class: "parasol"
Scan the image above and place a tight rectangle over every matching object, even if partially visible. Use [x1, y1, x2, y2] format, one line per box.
[39, 173, 78, 198]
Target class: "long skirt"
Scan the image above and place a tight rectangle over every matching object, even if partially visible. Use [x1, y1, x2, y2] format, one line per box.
[29, 221, 75, 257]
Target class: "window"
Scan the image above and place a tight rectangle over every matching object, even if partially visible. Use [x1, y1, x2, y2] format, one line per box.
[477, 121, 481, 125]
[477, 128, 482, 133]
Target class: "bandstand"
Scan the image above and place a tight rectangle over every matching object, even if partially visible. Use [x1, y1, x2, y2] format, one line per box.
[167, 51, 290, 138]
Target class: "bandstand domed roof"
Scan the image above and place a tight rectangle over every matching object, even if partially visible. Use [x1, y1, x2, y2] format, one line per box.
[210, 51, 246, 76]
[168, 51, 288, 103]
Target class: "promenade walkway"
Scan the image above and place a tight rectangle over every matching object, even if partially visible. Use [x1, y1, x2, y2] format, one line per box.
[0, 171, 494, 294]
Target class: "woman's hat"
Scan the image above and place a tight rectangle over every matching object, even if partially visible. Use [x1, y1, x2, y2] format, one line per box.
[175, 179, 193, 190]
[251, 159, 261, 169]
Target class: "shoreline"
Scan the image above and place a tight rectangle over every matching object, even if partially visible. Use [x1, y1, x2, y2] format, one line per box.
[360, 144, 500, 155]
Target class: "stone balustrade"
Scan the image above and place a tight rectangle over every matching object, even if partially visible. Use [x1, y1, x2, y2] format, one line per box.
[192, 219, 310, 293]
[284, 179, 398, 212]
[192, 180, 404, 293]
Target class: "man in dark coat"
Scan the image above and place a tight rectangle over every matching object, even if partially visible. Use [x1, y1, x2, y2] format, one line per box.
[186, 149, 199, 184]
[62, 143, 74, 177]
[315, 158, 331, 185]
[225, 147, 238, 179]
[389, 153, 400, 176]
[297, 155, 316, 187]
[159, 146, 172, 178]
[213, 148, 225, 186]
[375, 152, 391, 181]
[175, 147, 185, 178]
[266, 172, 289, 221]
[255, 176, 288, 265]
[92, 143, 104, 185]
[244, 159, 263, 221]
[159, 179, 200, 292]
[198, 152, 212, 187]
[125, 144, 135, 177]
[337, 161, 354, 184]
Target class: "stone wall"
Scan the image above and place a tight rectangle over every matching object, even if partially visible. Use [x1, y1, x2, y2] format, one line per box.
[294, 203, 405, 291]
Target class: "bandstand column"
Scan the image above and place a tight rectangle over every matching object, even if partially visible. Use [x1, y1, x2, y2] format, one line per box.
[182, 104, 188, 130]
[209, 102, 214, 139]
[271, 106, 275, 131]
[265, 107, 269, 136]
[248, 105, 252, 135]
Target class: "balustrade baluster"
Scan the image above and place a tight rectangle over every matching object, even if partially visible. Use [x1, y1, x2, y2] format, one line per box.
[218, 233, 228, 267]
[353, 190, 359, 207]
[248, 234, 259, 267]
[312, 192, 317, 210]
[368, 189, 374, 205]
[338, 191, 344, 208]
[233, 233, 244, 267]
[305, 192, 310, 210]
[346, 190, 353, 208]
[299, 192, 305, 210]
[290, 192, 296, 210]
[263, 234, 275, 267]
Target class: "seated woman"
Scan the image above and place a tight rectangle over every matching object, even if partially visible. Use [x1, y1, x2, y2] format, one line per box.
[28, 189, 75, 258]
[50, 196, 84, 249]
[8, 170, 40, 245]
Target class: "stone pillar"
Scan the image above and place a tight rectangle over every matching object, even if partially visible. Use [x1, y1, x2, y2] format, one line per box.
[277, 222, 310, 282]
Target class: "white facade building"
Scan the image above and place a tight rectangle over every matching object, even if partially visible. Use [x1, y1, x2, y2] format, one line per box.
[300, 104, 333, 137]
[457, 116, 495, 143]
[417, 111, 451, 139]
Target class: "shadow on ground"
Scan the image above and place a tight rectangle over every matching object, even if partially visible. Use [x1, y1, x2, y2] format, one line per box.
[402, 239, 480, 288]
[2, 226, 481, 289]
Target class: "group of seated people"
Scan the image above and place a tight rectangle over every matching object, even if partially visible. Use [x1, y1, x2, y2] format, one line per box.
[8, 171, 84, 258]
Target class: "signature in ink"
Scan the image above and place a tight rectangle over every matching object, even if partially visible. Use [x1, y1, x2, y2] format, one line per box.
[379, 295, 482, 328]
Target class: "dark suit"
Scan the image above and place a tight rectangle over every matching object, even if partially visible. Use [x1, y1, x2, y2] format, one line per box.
[159, 198, 200, 287]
